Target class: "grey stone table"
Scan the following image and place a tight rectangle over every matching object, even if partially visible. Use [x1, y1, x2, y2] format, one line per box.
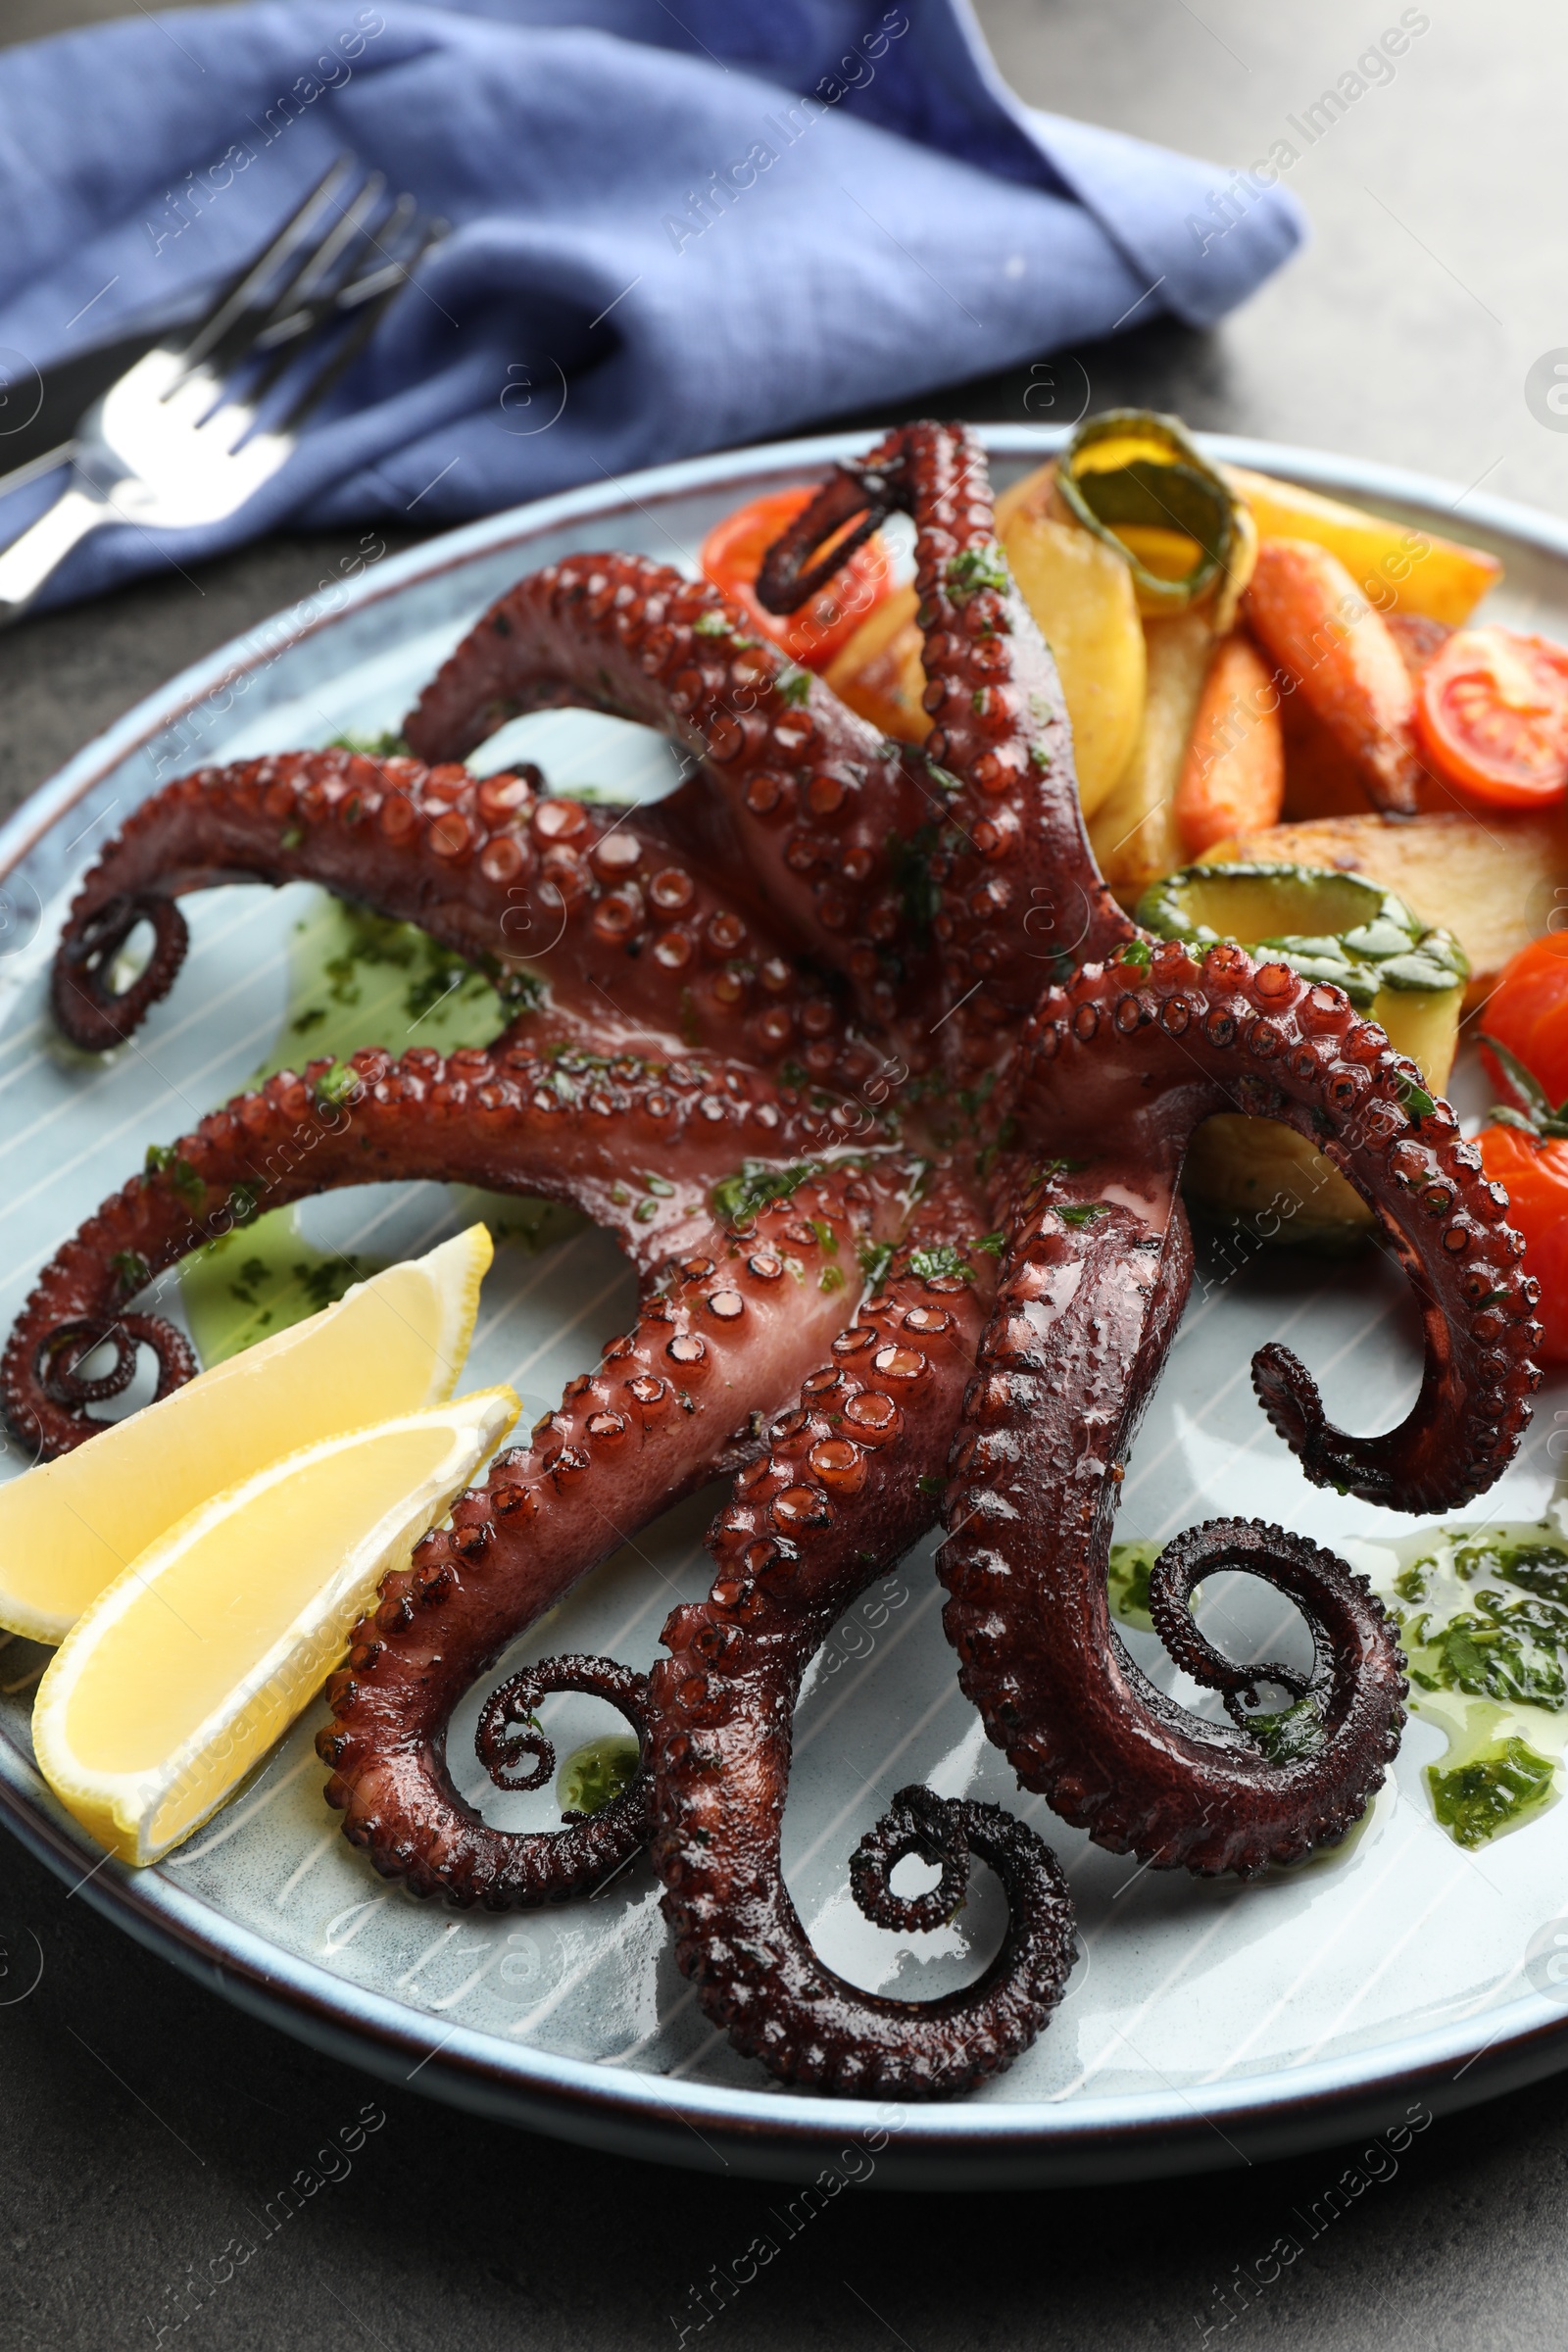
[5, 4, 1568, 2345]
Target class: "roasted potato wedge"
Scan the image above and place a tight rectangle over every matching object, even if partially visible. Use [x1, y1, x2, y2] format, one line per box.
[828, 486, 1149, 812]
[998, 509, 1146, 816]
[995, 458, 1058, 539]
[1204, 808, 1568, 1008]
[1088, 612, 1213, 904]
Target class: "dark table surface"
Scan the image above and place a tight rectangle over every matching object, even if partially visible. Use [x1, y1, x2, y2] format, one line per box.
[6, 5, 1568, 2346]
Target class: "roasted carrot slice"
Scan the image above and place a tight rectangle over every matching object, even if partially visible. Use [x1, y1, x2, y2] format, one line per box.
[1173, 635, 1285, 858]
[1245, 538, 1427, 816]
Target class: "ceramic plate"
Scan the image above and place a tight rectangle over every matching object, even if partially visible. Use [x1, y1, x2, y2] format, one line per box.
[1, 427, 1566, 2188]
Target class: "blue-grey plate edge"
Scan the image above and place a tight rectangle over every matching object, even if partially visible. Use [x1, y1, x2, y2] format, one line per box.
[2, 423, 1565, 2187]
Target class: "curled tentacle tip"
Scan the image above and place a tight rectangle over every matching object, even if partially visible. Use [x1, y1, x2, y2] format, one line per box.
[53, 892, 190, 1053]
[476, 1650, 650, 1805]
[1250, 1341, 1324, 1451]
[4, 1311, 200, 1459]
[850, 1787, 970, 1936]
[475, 1693, 556, 1794]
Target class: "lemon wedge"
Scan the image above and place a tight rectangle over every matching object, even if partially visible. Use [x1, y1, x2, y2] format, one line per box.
[32, 1386, 517, 1866]
[0, 1224, 492, 1644]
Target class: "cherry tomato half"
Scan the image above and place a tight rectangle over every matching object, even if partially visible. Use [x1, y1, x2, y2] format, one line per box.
[700, 487, 896, 671]
[1475, 1122, 1568, 1360]
[1479, 930, 1568, 1113]
[1415, 625, 1568, 808]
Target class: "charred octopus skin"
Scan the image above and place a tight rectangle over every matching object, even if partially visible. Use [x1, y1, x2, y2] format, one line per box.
[4, 420, 1542, 2100]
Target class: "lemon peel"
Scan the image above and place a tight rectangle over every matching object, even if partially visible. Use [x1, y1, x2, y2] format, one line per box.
[32, 1385, 517, 1866]
[0, 1223, 492, 1643]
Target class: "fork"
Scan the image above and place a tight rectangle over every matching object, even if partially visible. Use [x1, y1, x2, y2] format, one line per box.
[0, 159, 445, 625]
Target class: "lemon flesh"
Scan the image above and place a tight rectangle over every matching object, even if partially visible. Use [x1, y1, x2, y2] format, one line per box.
[32, 1387, 517, 1865]
[0, 1224, 492, 1643]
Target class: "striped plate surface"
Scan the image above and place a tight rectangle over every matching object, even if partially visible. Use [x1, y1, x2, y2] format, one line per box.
[1, 429, 1565, 2182]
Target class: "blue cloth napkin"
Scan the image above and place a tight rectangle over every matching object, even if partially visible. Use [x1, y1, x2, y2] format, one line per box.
[0, 0, 1303, 607]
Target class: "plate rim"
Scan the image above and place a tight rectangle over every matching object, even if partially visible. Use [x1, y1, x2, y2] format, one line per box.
[4, 422, 1568, 2184]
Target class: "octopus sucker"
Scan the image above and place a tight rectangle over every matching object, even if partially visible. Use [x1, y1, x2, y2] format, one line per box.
[49, 747, 816, 1072]
[404, 553, 939, 1050]
[7, 417, 1546, 2097]
[316, 1162, 925, 1905]
[1, 1042, 866, 1459]
[648, 1195, 1078, 2097]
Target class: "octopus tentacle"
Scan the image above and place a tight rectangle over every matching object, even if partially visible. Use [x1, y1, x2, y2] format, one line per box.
[476, 1653, 647, 1806]
[1149, 1520, 1354, 1725]
[404, 554, 938, 1065]
[1013, 939, 1542, 1512]
[55, 891, 190, 1053]
[942, 938, 1540, 1875]
[757, 420, 1133, 1074]
[2, 1041, 854, 1457]
[649, 1198, 1077, 2098]
[50, 751, 799, 1064]
[316, 1166, 916, 1905]
[943, 1171, 1406, 1874]
[31, 1311, 197, 1422]
[325, 1650, 651, 1909]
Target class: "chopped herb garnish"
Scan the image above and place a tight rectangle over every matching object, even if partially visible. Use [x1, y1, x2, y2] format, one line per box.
[858, 1237, 895, 1291]
[109, 1249, 150, 1295]
[1429, 1739, 1555, 1848]
[711, 1158, 821, 1226]
[327, 730, 409, 759]
[1106, 1539, 1161, 1633]
[945, 545, 1009, 603]
[1477, 1034, 1568, 1140]
[144, 1144, 205, 1212]
[314, 1061, 360, 1108]
[1246, 1695, 1326, 1766]
[557, 1734, 641, 1819]
[908, 1242, 972, 1283]
[888, 822, 941, 937]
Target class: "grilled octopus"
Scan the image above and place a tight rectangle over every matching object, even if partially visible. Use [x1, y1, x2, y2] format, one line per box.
[4, 422, 1540, 2098]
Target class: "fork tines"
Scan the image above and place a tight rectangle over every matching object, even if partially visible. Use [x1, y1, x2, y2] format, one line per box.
[172, 157, 446, 429]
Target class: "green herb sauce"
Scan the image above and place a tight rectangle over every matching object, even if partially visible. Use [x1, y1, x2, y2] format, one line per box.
[179, 888, 581, 1362]
[181, 1217, 378, 1367]
[1348, 1518, 1568, 1847]
[556, 1734, 641, 1818]
[1107, 1540, 1162, 1634]
[255, 894, 508, 1081]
